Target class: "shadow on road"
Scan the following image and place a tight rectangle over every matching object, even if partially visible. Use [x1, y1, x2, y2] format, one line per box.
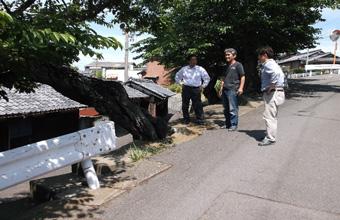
[238, 130, 265, 141]
[286, 78, 340, 99]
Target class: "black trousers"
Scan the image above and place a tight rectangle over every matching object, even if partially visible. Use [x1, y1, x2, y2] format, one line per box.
[182, 85, 204, 120]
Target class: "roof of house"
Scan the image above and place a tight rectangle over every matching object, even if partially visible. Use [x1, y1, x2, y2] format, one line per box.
[123, 85, 149, 99]
[125, 78, 176, 100]
[278, 49, 326, 64]
[308, 52, 334, 61]
[85, 61, 135, 69]
[0, 84, 86, 119]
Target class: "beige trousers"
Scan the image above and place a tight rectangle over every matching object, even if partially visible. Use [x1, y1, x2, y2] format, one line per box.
[263, 90, 285, 141]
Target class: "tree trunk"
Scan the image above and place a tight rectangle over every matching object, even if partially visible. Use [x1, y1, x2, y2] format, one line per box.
[29, 64, 161, 140]
[242, 50, 261, 93]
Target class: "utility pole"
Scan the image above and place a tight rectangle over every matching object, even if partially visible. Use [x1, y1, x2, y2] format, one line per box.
[124, 30, 129, 82]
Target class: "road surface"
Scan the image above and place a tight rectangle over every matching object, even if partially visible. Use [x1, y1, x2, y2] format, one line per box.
[99, 74, 340, 220]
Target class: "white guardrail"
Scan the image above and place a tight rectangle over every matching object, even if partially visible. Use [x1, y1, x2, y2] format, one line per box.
[305, 64, 340, 71]
[305, 64, 340, 76]
[0, 121, 116, 191]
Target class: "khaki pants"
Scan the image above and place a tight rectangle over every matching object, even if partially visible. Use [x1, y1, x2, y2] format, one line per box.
[263, 91, 285, 141]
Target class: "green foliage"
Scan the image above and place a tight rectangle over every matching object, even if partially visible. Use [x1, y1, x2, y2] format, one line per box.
[214, 80, 223, 94]
[0, 0, 161, 99]
[129, 142, 162, 162]
[131, 0, 340, 78]
[129, 143, 148, 162]
[168, 83, 182, 93]
[292, 68, 305, 74]
[95, 70, 103, 79]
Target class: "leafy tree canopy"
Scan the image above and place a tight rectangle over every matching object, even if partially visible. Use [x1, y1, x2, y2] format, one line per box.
[0, 0, 160, 100]
[132, 0, 340, 72]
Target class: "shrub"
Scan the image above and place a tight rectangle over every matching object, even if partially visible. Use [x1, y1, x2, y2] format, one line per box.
[292, 68, 305, 74]
[95, 70, 103, 78]
[168, 83, 182, 93]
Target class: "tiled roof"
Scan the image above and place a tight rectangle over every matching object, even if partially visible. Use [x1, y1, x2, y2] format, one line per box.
[125, 78, 176, 100]
[0, 84, 86, 119]
[123, 85, 149, 99]
[278, 50, 325, 64]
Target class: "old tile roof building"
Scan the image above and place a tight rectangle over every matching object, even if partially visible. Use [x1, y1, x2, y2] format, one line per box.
[278, 49, 340, 71]
[0, 84, 86, 150]
[0, 84, 86, 119]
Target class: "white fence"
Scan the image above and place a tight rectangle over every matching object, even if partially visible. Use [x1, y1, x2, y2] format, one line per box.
[305, 64, 340, 75]
[0, 121, 116, 191]
[288, 64, 340, 78]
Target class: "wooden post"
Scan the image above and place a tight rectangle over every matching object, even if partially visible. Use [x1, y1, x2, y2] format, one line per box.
[148, 97, 157, 117]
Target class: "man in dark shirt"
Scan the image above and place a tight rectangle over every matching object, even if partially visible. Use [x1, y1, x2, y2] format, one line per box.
[220, 48, 245, 131]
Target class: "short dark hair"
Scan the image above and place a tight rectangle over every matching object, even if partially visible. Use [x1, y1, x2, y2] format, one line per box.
[257, 46, 274, 58]
[187, 54, 198, 61]
[224, 48, 237, 56]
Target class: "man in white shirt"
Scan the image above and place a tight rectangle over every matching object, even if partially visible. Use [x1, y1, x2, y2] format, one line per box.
[175, 55, 210, 124]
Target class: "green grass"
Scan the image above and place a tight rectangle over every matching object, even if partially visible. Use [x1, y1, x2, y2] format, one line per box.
[129, 141, 170, 162]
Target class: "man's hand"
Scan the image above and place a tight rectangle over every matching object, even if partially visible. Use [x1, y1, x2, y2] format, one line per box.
[237, 89, 243, 96]
[266, 84, 276, 94]
[218, 88, 223, 97]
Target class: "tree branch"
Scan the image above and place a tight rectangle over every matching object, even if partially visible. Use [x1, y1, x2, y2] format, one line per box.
[0, 0, 12, 14]
[14, 0, 36, 15]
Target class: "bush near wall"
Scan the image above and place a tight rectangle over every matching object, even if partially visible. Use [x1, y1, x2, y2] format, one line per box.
[168, 83, 182, 93]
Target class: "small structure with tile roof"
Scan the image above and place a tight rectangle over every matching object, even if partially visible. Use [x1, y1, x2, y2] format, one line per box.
[0, 84, 86, 151]
[125, 78, 176, 117]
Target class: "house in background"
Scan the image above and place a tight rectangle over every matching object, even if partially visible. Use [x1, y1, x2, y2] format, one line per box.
[144, 60, 174, 85]
[278, 49, 340, 71]
[0, 84, 86, 151]
[83, 60, 175, 86]
[83, 61, 145, 81]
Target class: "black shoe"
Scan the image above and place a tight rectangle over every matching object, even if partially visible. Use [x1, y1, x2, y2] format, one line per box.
[182, 119, 190, 124]
[195, 119, 205, 125]
[258, 138, 276, 146]
[228, 126, 237, 131]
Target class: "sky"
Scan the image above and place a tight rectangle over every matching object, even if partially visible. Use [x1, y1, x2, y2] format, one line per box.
[73, 8, 340, 70]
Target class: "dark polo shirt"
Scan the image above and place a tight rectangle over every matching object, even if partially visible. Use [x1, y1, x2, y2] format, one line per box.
[223, 61, 245, 90]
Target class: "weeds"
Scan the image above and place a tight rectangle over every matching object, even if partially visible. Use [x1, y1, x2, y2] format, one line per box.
[129, 141, 171, 162]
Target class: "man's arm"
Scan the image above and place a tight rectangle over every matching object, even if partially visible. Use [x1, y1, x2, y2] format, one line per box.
[238, 75, 245, 95]
[175, 67, 184, 84]
[237, 63, 245, 95]
[201, 68, 210, 88]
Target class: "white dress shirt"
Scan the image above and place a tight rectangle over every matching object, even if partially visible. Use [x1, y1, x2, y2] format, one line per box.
[175, 65, 210, 88]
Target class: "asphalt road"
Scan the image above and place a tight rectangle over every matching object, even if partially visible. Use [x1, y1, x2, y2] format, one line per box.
[99, 74, 340, 220]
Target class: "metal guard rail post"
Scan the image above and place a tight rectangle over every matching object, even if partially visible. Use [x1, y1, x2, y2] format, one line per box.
[0, 121, 116, 190]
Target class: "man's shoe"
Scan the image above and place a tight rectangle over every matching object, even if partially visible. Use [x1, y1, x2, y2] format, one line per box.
[195, 119, 205, 125]
[220, 125, 229, 129]
[182, 119, 190, 124]
[228, 126, 237, 131]
[258, 138, 276, 146]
